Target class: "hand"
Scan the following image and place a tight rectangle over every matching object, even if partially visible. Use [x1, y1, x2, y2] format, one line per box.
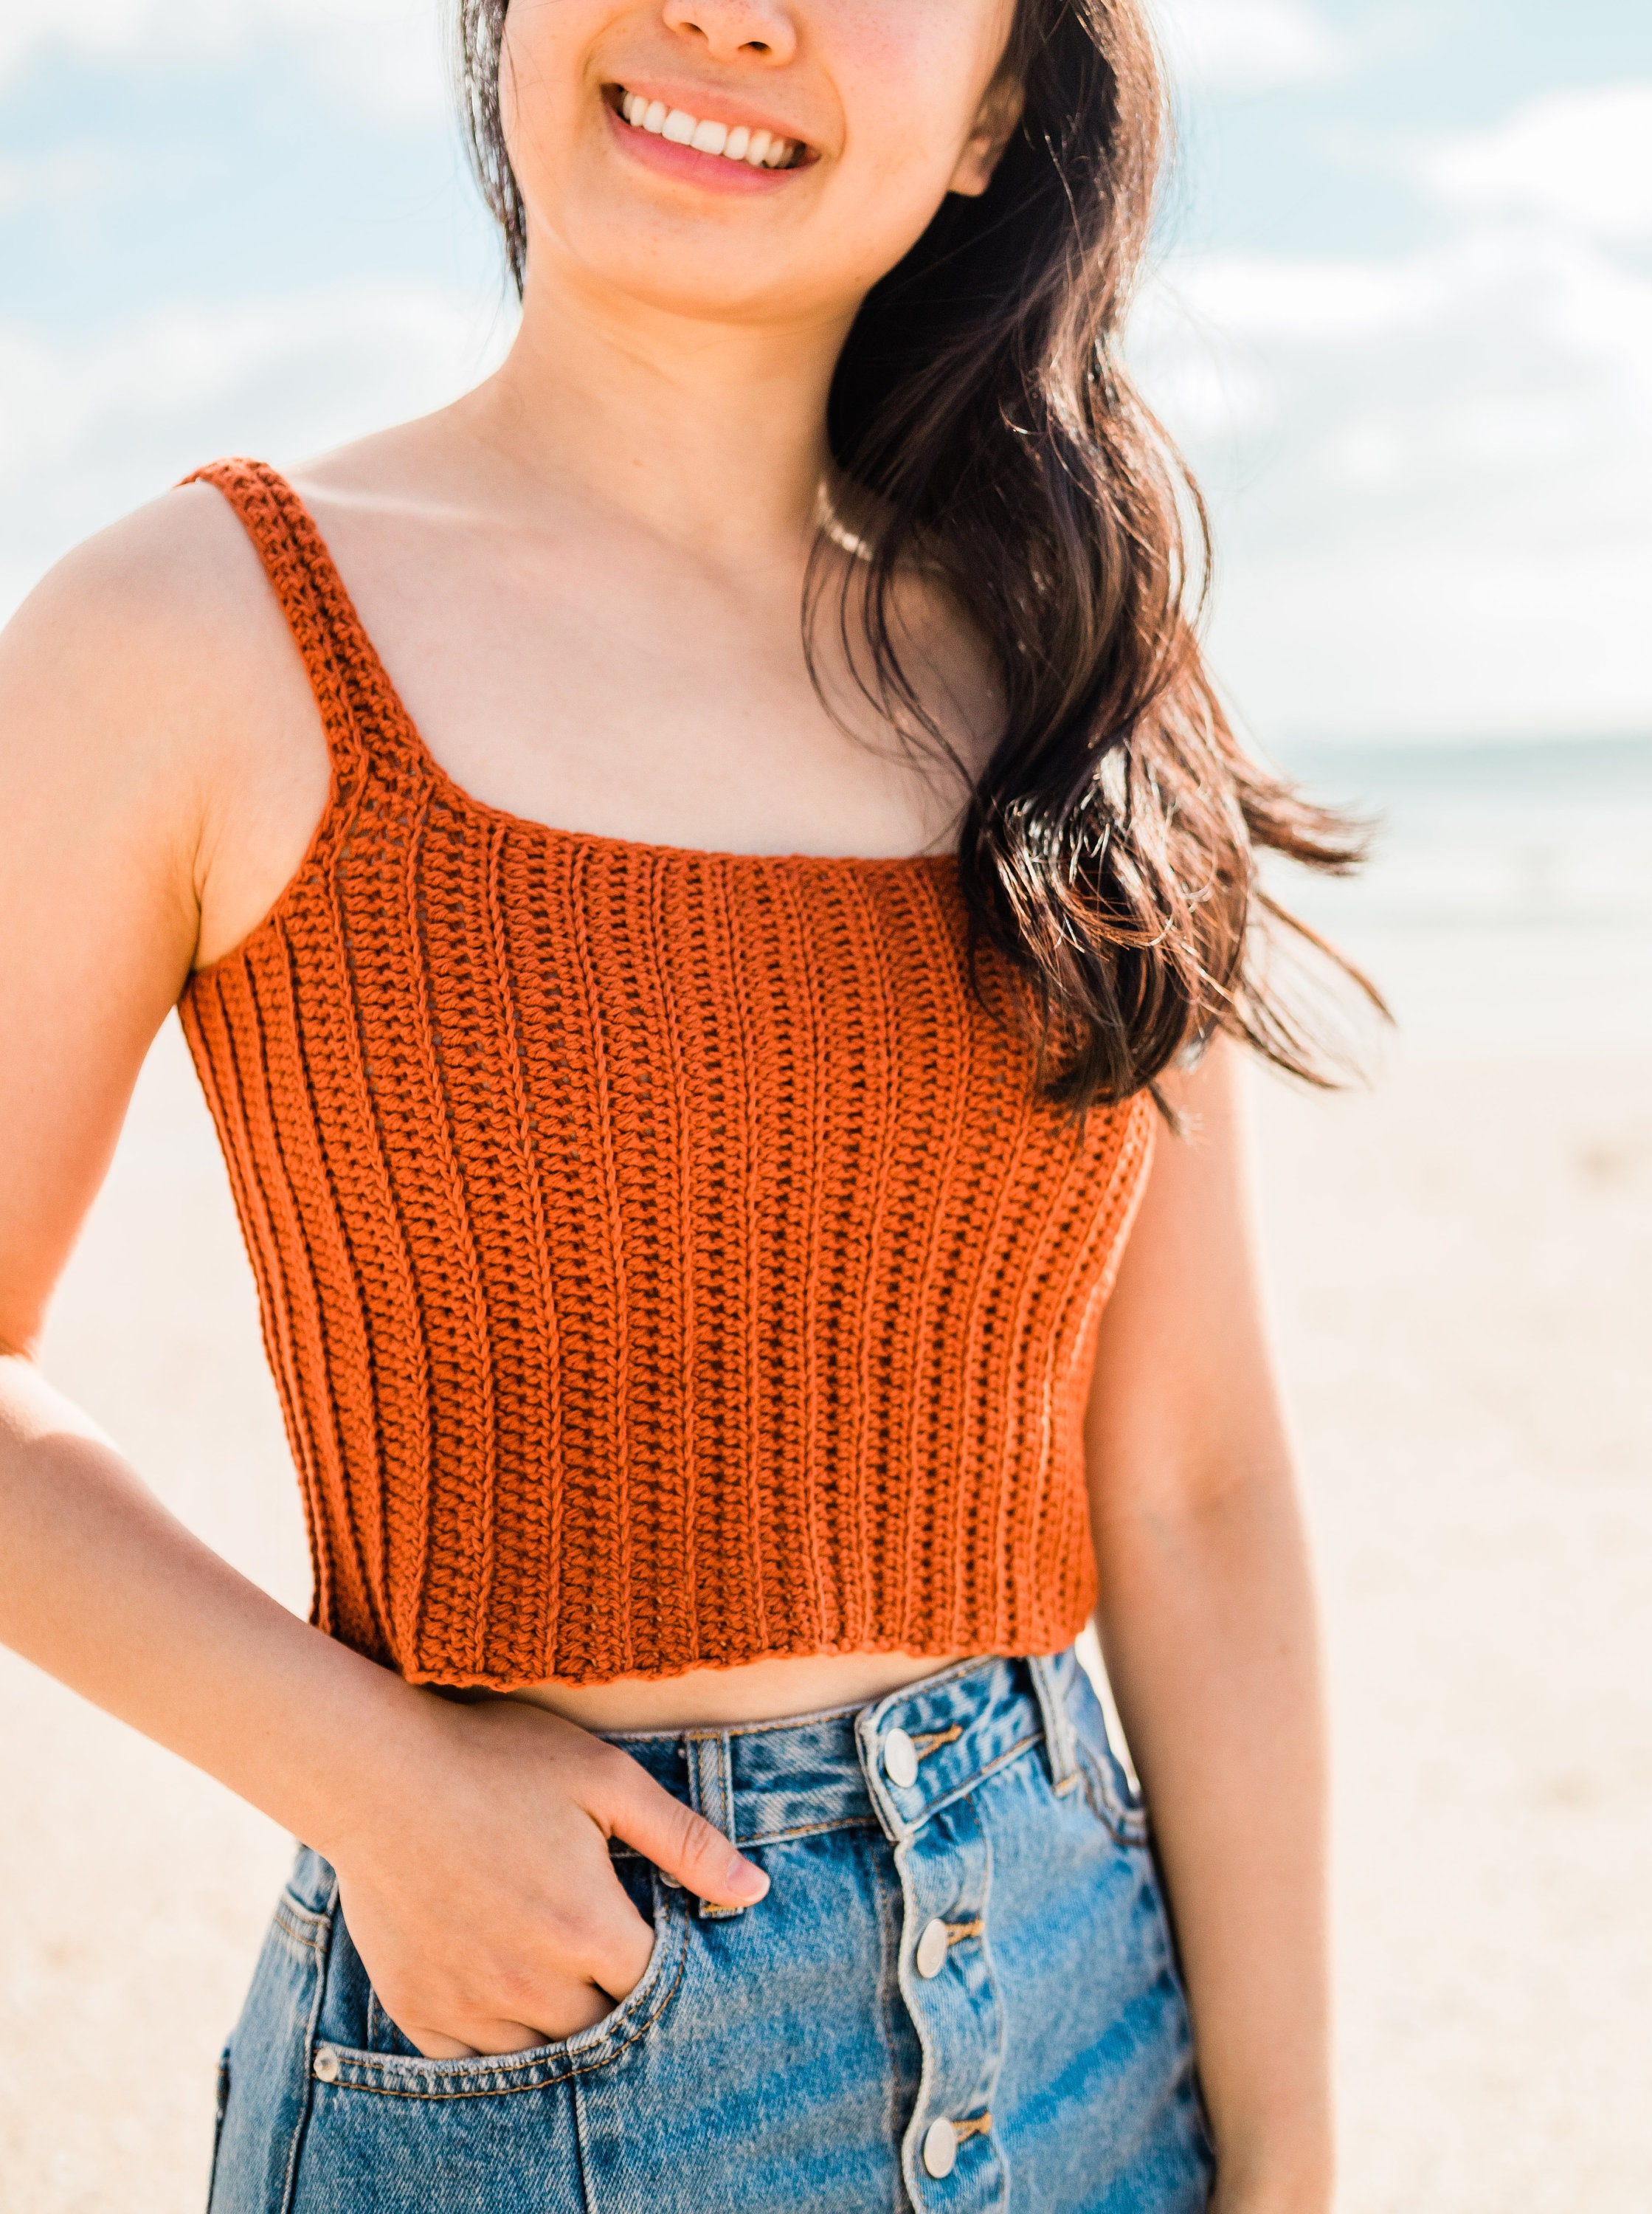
[324, 1692, 768, 2059]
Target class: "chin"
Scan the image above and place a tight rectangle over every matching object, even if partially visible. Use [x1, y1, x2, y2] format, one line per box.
[545, 205, 850, 327]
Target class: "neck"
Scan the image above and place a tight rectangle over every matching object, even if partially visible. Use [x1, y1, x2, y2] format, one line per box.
[457, 251, 854, 562]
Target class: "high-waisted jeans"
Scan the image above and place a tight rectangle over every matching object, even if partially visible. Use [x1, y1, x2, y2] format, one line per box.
[208, 1650, 1214, 2213]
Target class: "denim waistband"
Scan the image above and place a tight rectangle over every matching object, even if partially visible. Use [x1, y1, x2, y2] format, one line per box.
[604, 1649, 1084, 1855]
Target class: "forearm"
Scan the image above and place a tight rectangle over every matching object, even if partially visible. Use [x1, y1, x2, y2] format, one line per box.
[0, 1350, 428, 1860]
[1093, 1464, 1332, 2212]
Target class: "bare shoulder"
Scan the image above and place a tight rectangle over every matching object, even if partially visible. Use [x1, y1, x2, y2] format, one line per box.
[0, 477, 339, 1341]
[1, 480, 307, 822]
[0, 477, 331, 971]
[5, 479, 286, 702]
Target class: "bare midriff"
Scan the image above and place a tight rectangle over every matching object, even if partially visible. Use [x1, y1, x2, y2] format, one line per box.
[506, 1649, 975, 1734]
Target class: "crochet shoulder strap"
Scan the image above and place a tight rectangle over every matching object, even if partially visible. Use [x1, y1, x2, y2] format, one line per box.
[181, 456, 418, 790]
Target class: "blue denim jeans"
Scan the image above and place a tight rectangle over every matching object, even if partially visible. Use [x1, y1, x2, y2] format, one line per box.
[209, 1651, 1214, 2213]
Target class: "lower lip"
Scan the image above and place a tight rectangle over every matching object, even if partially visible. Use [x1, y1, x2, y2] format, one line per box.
[605, 101, 806, 194]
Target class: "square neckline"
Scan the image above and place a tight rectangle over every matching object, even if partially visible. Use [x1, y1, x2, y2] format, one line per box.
[235, 460, 962, 879]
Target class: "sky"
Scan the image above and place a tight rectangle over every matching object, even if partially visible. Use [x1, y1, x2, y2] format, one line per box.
[1, 0, 1648, 746]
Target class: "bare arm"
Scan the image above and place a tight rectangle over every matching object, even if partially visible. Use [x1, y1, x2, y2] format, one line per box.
[1085, 1039, 1333, 2214]
[0, 508, 766, 2060]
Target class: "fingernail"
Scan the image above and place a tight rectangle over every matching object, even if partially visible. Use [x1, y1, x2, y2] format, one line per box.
[726, 1853, 770, 1902]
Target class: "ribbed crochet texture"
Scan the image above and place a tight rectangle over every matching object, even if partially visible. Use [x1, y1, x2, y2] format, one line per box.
[176, 459, 1156, 1688]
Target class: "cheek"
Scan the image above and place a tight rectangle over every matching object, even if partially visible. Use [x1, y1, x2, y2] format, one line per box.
[829, 0, 1008, 192]
[499, 0, 598, 190]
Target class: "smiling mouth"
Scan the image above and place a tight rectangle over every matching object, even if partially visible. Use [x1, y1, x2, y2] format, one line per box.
[609, 86, 809, 170]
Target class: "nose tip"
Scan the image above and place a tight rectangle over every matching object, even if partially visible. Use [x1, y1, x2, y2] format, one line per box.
[661, 0, 796, 65]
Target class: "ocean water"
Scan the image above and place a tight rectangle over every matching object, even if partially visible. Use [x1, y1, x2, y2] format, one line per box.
[1268, 737, 1652, 1053]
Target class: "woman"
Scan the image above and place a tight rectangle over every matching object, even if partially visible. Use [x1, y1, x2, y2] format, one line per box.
[0, 0, 1368, 2207]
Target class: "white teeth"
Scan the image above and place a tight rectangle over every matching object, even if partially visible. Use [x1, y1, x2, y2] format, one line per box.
[618, 92, 796, 169]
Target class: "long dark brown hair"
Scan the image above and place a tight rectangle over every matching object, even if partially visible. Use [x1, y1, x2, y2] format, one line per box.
[455, 0, 1380, 1108]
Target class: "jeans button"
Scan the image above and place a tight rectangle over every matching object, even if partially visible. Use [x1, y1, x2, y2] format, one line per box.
[312, 2047, 341, 2083]
[916, 1917, 950, 1979]
[882, 1726, 919, 1789]
[922, 2116, 958, 2178]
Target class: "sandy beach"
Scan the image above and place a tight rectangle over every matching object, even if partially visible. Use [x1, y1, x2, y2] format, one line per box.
[2, 1010, 1648, 2213]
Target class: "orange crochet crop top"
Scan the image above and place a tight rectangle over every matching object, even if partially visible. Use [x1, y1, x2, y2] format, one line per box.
[176, 458, 1156, 1689]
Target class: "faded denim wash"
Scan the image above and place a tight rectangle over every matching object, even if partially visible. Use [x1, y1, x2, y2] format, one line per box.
[209, 1650, 1214, 2213]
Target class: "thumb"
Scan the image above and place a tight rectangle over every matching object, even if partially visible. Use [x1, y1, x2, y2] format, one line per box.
[595, 1756, 770, 1909]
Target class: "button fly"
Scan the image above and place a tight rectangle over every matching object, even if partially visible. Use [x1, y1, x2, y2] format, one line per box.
[922, 2115, 958, 2178]
[882, 1726, 919, 1789]
[916, 1917, 950, 1979]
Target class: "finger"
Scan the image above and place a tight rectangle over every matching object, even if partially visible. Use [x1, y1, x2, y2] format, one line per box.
[592, 1753, 770, 1908]
[407, 2027, 483, 2059]
[403, 1996, 603, 2059]
[406, 2018, 542, 2060]
[588, 1906, 655, 2002]
[564, 1842, 658, 2001]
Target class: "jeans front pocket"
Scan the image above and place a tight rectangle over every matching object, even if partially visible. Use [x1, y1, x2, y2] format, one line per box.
[311, 1869, 688, 2100]
[280, 1872, 691, 2214]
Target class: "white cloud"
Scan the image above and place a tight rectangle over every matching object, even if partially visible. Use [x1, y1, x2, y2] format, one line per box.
[4, 17, 1645, 748]
[1144, 252, 1441, 344]
[1151, 0, 1343, 95]
[0, 145, 127, 212]
[1420, 84, 1652, 241]
[1147, 204, 1652, 435]
[0, 0, 448, 114]
[1133, 210, 1652, 739]
[2, 0, 1353, 111]
[1144, 226, 1652, 396]
[1207, 541, 1652, 744]
[0, 283, 514, 618]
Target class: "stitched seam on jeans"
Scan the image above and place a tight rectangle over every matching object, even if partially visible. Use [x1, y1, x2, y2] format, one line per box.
[326, 1917, 687, 2097]
[272, 1914, 325, 1956]
[739, 1813, 879, 1845]
[902, 1729, 1041, 1825]
[280, 1881, 334, 2214]
[570, 2038, 599, 2214]
[912, 1724, 963, 1759]
[274, 1894, 329, 1950]
[1076, 1744, 1150, 1846]
[867, 1849, 908, 2214]
[611, 1812, 876, 1855]
[278, 1882, 330, 1924]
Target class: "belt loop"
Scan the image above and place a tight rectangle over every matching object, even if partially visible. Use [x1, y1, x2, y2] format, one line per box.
[1028, 1652, 1081, 1797]
[686, 1732, 745, 1918]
